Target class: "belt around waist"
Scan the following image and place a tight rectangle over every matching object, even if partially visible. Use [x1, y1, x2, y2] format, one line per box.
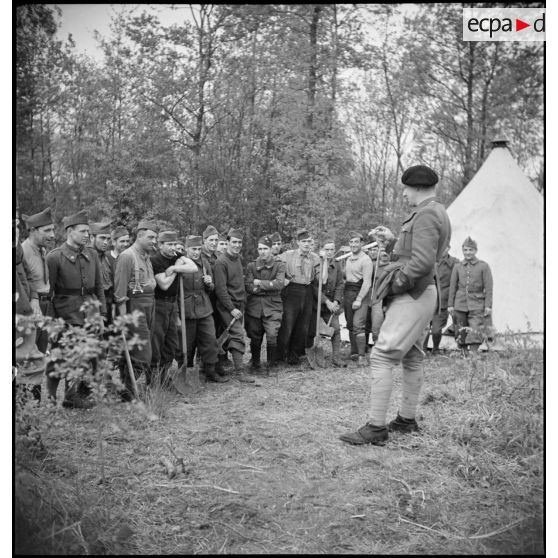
[37, 292, 51, 301]
[55, 287, 95, 296]
[287, 282, 312, 288]
[344, 281, 363, 290]
[128, 290, 155, 299]
[155, 294, 177, 302]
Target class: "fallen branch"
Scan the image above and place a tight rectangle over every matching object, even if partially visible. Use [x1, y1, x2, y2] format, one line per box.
[152, 483, 239, 494]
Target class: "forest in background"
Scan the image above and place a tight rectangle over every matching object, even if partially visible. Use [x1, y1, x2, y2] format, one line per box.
[16, 4, 544, 253]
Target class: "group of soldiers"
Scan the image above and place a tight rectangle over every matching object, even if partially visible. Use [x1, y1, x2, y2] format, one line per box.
[14, 163, 494, 446]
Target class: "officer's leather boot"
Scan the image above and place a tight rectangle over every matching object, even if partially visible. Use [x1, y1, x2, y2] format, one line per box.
[250, 340, 262, 371]
[432, 333, 442, 354]
[348, 333, 358, 360]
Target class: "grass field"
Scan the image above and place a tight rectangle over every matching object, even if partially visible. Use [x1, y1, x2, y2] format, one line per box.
[14, 341, 544, 555]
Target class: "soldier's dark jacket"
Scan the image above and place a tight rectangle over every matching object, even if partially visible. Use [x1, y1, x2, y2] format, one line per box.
[323, 257, 344, 305]
[213, 251, 245, 312]
[389, 197, 451, 299]
[437, 253, 460, 308]
[182, 258, 214, 319]
[245, 256, 286, 319]
[46, 242, 107, 325]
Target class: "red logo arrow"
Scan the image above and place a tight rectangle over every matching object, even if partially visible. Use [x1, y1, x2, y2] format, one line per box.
[516, 18, 530, 31]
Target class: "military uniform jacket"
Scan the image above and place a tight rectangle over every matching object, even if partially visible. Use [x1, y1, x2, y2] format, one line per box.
[46, 242, 107, 324]
[390, 196, 451, 299]
[114, 245, 156, 304]
[437, 253, 460, 308]
[245, 256, 286, 319]
[323, 258, 344, 304]
[181, 259, 214, 319]
[448, 257, 493, 312]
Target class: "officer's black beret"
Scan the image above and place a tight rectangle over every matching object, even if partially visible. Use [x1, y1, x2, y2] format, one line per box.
[401, 165, 438, 188]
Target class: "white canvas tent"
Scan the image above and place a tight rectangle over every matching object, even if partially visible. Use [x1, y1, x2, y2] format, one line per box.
[446, 140, 544, 334]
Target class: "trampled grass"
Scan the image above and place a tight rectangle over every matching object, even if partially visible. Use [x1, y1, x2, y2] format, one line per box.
[14, 342, 544, 554]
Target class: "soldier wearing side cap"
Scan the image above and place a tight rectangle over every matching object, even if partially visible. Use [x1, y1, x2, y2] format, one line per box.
[276, 228, 321, 365]
[90, 222, 115, 325]
[448, 237, 493, 353]
[340, 164, 451, 446]
[150, 230, 197, 386]
[21, 207, 56, 355]
[109, 226, 130, 261]
[245, 235, 286, 372]
[113, 219, 159, 400]
[181, 235, 228, 383]
[213, 228, 255, 383]
[270, 232, 283, 258]
[216, 232, 228, 255]
[46, 210, 107, 408]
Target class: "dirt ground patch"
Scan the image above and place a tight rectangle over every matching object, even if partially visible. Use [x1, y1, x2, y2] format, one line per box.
[15, 344, 544, 554]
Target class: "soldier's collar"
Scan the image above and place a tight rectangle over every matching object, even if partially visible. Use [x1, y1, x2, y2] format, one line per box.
[463, 257, 478, 265]
[62, 242, 90, 261]
[256, 256, 274, 269]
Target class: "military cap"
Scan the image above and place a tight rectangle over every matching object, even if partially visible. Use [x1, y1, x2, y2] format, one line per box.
[227, 228, 243, 240]
[90, 222, 112, 235]
[203, 225, 219, 239]
[63, 209, 89, 229]
[218, 232, 228, 242]
[296, 228, 312, 240]
[158, 230, 178, 243]
[270, 232, 282, 243]
[322, 236, 336, 246]
[348, 230, 363, 241]
[462, 236, 477, 249]
[186, 235, 203, 248]
[22, 207, 53, 229]
[136, 219, 158, 232]
[258, 235, 272, 248]
[401, 164, 438, 188]
[112, 226, 129, 240]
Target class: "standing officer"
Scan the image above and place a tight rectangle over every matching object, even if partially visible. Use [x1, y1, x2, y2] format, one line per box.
[21, 207, 55, 354]
[245, 235, 286, 372]
[113, 219, 159, 400]
[424, 243, 459, 354]
[90, 222, 115, 325]
[150, 230, 197, 386]
[46, 210, 107, 408]
[340, 164, 450, 445]
[276, 228, 320, 365]
[321, 238, 345, 367]
[448, 237, 493, 352]
[213, 228, 254, 383]
[182, 235, 228, 383]
[343, 231, 373, 365]
[201, 225, 220, 267]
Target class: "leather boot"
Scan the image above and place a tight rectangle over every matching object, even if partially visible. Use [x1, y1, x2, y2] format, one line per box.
[356, 333, 367, 357]
[348, 332, 358, 358]
[204, 363, 229, 383]
[432, 333, 442, 354]
[388, 413, 420, 433]
[331, 334, 345, 367]
[230, 349, 255, 383]
[250, 340, 262, 371]
[339, 423, 388, 445]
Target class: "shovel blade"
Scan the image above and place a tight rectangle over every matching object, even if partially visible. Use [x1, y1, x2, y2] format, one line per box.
[172, 365, 202, 395]
[306, 343, 326, 369]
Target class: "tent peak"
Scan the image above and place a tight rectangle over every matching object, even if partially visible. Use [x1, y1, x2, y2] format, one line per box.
[491, 138, 509, 149]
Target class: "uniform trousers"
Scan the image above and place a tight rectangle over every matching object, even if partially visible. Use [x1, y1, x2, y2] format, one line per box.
[150, 298, 180, 379]
[367, 284, 436, 426]
[245, 312, 282, 347]
[120, 293, 155, 397]
[453, 309, 486, 346]
[185, 315, 219, 367]
[277, 283, 314, 360]
[343, 285, 370, 355]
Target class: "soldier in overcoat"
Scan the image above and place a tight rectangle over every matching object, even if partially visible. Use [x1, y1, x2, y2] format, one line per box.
[46, 210, 107, 407]
[340, 164, 451, 446]
[245, 235, 286, 372]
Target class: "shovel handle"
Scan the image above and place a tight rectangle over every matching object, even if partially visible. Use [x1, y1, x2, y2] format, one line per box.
[121, 331, 139, 400]
[180, 277, 187, 357]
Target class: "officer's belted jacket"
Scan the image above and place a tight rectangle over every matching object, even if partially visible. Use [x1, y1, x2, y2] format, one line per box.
[181, 259, 214, 320]
[245, 256, 286, 319]
[389, 196, 451, 299]
[46, 242, 107, 325]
